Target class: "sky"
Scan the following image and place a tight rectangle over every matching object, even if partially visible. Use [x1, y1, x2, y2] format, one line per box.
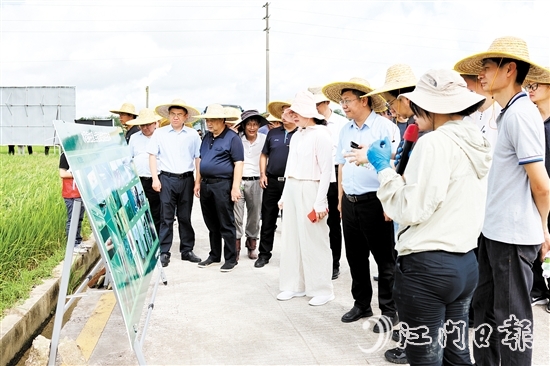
[1, 0, 549, 118]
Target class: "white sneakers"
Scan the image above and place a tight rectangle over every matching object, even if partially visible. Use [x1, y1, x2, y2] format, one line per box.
[309, 294, 335, 306]
[277, 291, 306, 301]
[276, 291, 335, 306]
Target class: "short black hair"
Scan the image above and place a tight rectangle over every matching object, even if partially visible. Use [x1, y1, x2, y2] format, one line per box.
[485, 57, 530, 85]
[168, 105, 188, 114]
[386, 87, 415, 99]
[313, 118, 327, 126]
[341, 88, 373, 109]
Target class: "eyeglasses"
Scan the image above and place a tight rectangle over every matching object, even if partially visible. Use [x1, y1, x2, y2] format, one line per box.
[385, 99, 397, 111]
[169, 112, 186, 118]
[525, 83, 539, 92]
[339, 98, 358, 106]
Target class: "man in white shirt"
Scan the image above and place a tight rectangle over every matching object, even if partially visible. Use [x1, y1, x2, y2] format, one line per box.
[128, 108, 162, 235]
[234, 110, 268, 261]
[309, 86, 349, 280]
[322, 78, 400, 332]
[147, 99, 202, 267]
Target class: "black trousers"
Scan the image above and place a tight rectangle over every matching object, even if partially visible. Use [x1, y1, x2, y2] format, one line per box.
[140, 177, 161, 236]
[258, 176, 285, 260]
[200, 179, 237, 263]
[327, 180, 342, 270]
[158, 174, 195, 256]
[341, 193, 396, 316]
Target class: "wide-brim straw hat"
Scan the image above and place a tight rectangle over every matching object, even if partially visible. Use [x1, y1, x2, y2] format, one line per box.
[523, 66, 550, 84]
[308, 86, 330, 104]
[365, 64, 417, 101]
[401, 69, 485, 115]
[322, 77, 386, 113]
[454, 36, 549, 81]
[236, 109, 269, 128]
[155, 99, 200, 122]
[110, 102, 138, 116]
[223, 106, 242, 124]
[127, 108, 162, 126]
[196, 104, 239, 121]
[266, 113, 281, 123]
[288, 91, 325, 120]
[267, 100, 292, 120]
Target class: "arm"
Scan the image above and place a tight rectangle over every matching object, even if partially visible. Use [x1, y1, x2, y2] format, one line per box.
[259, 153, 268, 188]
[59, 168, 72, 179]
[337, 164, 343, 217]
[194, 158, 201, 198]
[231, 161, 244, 202]
[524, 162, 550, 260]
[149, 154, 161, 192]
[313, 131, 333, 216]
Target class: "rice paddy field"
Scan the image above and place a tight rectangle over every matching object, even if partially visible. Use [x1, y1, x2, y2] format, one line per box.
[0, 146, 90, 317]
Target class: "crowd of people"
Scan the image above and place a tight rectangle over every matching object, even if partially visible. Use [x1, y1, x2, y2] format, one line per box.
[64, 35, 550, 366]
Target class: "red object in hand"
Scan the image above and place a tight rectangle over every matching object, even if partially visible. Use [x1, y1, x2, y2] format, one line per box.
[308, 209, 318, 223]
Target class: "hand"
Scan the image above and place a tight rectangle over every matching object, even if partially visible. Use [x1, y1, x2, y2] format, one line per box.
[344, 145, 369, 166]
[152, 178, 161, 192]
[367, 137, 392, 173]
[260, 175, 268, 189]
[231, 187, 241, 202]
[193, 182, 200, 198]
[383, 212, 392, 222]
[540, 231, 550, 261]
[316, 210, 328, 221]
[278, 201, 283, 210]
[337, 199, 342, 219]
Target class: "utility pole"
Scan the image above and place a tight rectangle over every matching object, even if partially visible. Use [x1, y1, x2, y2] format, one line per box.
[145, 86, 149, 108]
[263, 2, 270, 111]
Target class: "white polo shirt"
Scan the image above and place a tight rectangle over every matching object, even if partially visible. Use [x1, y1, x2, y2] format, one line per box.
[241, 133, 266, 177]
[129, 131, 159, 177]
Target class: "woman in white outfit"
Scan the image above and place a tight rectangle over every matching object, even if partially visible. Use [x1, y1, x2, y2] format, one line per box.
[277, 91, 335, 306]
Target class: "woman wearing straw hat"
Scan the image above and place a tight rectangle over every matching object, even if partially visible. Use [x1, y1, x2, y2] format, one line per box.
[363, 69, 491, 365]
[276, 91, 334, 306]
[455, 36, 550, 366]
[127, 108, 163, 235]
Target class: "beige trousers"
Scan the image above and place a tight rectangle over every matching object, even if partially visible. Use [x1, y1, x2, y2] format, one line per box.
[279, 178, 334, 297]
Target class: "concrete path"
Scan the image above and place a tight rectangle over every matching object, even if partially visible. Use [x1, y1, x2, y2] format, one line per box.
[59, 199, 550, 365]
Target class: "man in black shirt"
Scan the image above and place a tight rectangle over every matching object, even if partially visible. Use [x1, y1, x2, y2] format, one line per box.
[110, 102, 139, 143]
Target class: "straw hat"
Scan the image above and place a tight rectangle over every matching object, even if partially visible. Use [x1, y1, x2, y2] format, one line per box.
[266, 113, 281, 123]
[196, 104, 239, 121]
[127, 108, 162, 126]
[322, 77, 386, 113]
[223, 106, 242, 124]
[524, 66, 550, 84]
[110, 102, 138, 116]
[267, 100, 292, 120]
[155, 99, 200, 122]
[159, 118, 170, 128]
[400, 69, 485, 114]
[237, 110, 269, 128]
[454, 36, 549, 81]
[288, 91, 325, 120]
[365, 64, 417, 101]
[307, 86, 330, 104]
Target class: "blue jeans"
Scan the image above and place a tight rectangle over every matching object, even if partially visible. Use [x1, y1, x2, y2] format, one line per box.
[64, 198, 85, 245]
[394, 250, 478, 366]
[473, 235, 540, 366]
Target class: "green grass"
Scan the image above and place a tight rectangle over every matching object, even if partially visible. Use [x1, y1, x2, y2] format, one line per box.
[0, 145, 90, 317]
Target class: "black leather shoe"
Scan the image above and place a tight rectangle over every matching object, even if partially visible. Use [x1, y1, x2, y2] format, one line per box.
[160, 253, 170, 267]
[341, 306, 374, 323]
[181, 251, 201, 263]
[332, 268, 340, 280]
[254, 257, 269, 268]
[373, 314, 399, 333]
[384, 347, 407, 364]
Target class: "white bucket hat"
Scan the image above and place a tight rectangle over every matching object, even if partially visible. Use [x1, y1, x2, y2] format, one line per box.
[196, 104, 239, 121]
[155, 99, 200, 122]
[288, 91, 325, 120]
[308, 86, 330, 104]
[127, 108, 162, 126]
[110, 102, 138, 116]
[400, 69, 486, 114]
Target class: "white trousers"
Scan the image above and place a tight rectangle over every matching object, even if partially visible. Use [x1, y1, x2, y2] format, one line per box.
[279, 178, 333, 297]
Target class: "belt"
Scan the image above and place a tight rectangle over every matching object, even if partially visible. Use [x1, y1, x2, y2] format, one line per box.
[267, 174, 286, 182]
[345, 192, 377, 203]
[201, 177, 231, 184]
[242, 176, 260, 181]
[161, 171, 193, 179]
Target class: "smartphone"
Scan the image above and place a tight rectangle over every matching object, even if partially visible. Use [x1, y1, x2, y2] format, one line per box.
[350, 141, 360, 149]
[307, 209, 318, 223]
